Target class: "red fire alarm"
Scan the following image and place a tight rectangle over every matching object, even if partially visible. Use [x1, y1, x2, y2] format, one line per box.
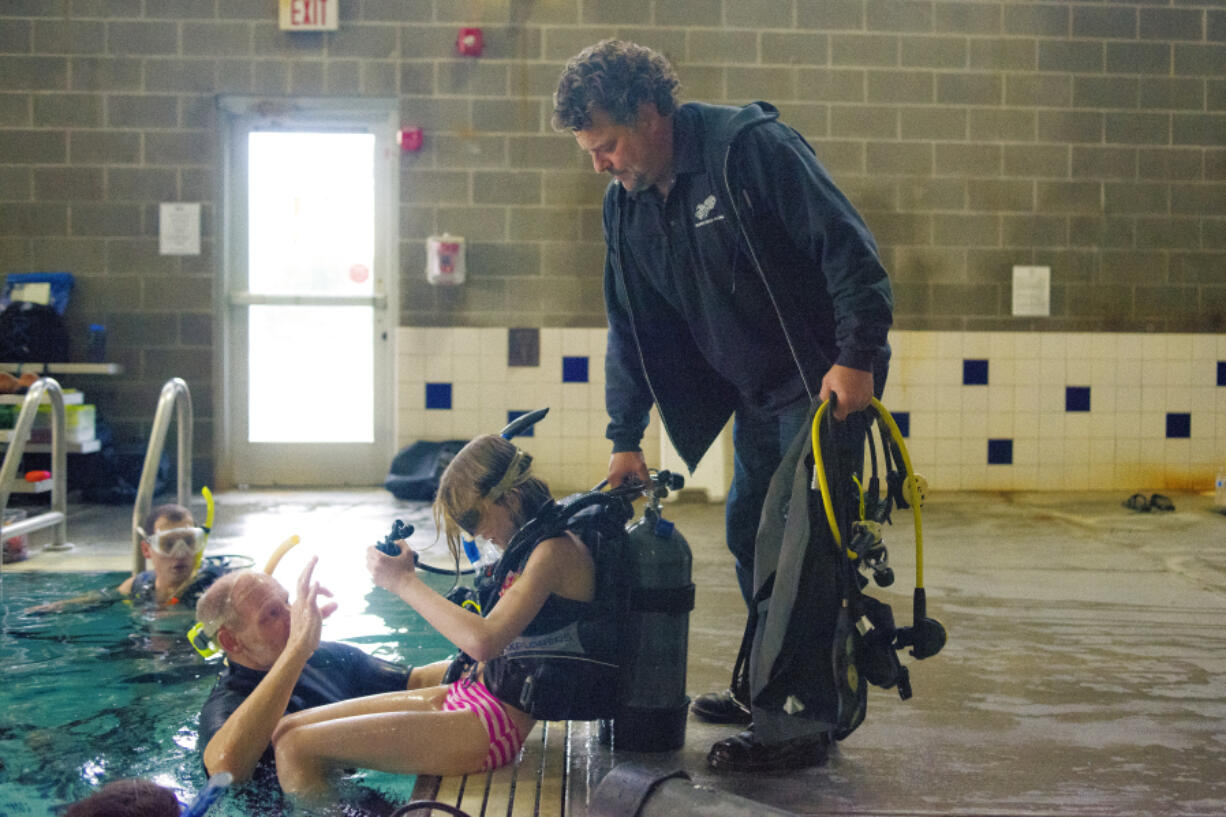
[398, 126, 423, 152]
[457, 27, 483, 57]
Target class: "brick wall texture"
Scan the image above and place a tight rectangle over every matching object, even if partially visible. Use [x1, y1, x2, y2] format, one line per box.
[1, 0, 1224, 481]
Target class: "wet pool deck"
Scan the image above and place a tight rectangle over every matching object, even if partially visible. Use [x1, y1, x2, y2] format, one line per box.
[5, 488, 1226, 816]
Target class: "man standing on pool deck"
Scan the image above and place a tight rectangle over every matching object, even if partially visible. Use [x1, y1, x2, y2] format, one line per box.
[553, 40, 893, 771]
[194, 558, 443, 783]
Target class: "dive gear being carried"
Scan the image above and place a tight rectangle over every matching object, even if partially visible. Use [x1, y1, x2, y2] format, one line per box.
[728, 395, 945, 751]
[810, 397, 945, 692]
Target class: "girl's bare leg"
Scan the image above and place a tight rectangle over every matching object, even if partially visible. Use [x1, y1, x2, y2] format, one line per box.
[275, 708, 491, 797]
[272, 685, 448, 744]
[409, 659, 452, 688]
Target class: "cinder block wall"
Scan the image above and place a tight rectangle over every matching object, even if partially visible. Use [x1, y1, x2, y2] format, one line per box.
[1, 1, 1224, 486]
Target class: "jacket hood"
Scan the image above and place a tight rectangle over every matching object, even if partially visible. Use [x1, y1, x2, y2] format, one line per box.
[687, 100, 779, 165]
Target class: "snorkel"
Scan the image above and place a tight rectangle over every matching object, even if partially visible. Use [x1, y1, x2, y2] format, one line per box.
[197, 485, 215, 572]
[262, 534, 302, 575]
[181, 771, 232, 817]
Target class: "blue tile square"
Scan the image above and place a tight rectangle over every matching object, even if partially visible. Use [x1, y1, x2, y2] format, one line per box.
[987, 438, 1013, 465]
[1065, 386, 1091, 412]
[1218, 361, 1226, 387]
[892, 411, 910, 438]
[425, 382, 452, 410]
[506, 410, 534, 437]
[963, 359, 989, 386]
[1165, 412, 1190, 439]
[562, 356, 589, 383]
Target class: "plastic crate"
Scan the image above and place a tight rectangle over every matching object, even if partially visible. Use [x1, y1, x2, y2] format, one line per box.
[31, 403, 95, 442]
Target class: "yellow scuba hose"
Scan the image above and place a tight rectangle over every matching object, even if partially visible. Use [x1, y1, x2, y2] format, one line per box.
[810, 399, 838, 541]
[810, 397, 926, 590]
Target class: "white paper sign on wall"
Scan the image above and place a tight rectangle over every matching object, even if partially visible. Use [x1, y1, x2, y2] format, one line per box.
[159, 202, 201, 256]
[1012, 265, 1050, 317]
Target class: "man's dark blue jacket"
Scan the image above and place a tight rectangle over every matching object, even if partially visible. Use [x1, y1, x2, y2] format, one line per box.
[602, 100, 894, 470]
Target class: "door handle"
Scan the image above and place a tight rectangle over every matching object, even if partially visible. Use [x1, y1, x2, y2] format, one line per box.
[228, 292, 388, 309]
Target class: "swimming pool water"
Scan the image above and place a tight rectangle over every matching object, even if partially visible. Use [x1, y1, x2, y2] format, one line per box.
[0, 568, 460, 816]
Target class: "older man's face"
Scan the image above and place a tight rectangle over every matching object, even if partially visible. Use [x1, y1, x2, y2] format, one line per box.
[574, 105, 671, 194]
[225, 574, 291, 669]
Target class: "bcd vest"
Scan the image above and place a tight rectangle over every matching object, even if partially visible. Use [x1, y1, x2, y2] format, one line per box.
[446, 492, 633, 721]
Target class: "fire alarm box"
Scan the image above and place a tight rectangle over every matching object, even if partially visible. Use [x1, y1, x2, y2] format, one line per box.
[398, 127, 423, 152]
[427, 234, 465, 286]
[457, 27, 482, 57]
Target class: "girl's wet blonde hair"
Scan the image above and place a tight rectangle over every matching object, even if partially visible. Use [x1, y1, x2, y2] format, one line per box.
[433, 434, 552, 563]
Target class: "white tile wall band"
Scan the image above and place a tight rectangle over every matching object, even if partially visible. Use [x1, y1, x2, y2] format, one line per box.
[398, 329, 1226, 494]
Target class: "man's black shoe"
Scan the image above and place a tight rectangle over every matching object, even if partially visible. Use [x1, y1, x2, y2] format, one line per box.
[707, 729, 830, 773]
[690, 689, 752, 724]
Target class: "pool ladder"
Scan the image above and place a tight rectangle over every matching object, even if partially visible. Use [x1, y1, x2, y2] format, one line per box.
[131, 377, 194, 576]
[0, 377, 72, 557]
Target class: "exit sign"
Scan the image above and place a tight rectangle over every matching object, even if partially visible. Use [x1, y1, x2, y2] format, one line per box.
[280, 0, 338, 31]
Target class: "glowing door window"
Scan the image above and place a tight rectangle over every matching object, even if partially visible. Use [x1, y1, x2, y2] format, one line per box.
[246, 132, 375, 443]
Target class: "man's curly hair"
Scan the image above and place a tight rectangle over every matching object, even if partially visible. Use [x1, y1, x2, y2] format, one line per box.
[552, 40, 680, 131]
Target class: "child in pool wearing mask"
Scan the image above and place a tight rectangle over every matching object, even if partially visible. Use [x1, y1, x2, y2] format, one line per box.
[26, 503, 222, 613]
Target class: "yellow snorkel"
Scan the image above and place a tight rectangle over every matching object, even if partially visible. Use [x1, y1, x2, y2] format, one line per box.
[263, 535, 301, 575]
[191, 485, 216, 573]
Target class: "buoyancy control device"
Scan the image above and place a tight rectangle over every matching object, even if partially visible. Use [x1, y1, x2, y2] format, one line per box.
[439, 409, 695, 752]
[730, 396, 945, 745]
[472, 488, 632, 722]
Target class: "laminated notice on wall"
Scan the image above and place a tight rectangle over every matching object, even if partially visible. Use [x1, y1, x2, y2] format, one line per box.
[159, 203, 201, 256]
[1011, 265, 1050, 317]
[426, 234, 465, 286]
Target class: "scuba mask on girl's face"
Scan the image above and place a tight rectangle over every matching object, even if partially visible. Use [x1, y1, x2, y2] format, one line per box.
[143, 526, 206, 558]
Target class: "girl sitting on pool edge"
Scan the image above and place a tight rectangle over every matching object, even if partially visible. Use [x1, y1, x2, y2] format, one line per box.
[271, 434, 621, 797]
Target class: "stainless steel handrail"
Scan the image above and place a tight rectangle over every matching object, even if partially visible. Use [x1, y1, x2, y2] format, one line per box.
[0, 378, 69, 555]
[131, 378, 193, 575]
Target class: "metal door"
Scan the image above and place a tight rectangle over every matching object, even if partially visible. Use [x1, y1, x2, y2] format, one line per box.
[217, 97, 397, 486]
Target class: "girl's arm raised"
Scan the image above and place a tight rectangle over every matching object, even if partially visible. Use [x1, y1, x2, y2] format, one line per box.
[366, 535, 583, 661]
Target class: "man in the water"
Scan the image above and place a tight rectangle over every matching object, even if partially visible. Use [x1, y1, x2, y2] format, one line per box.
[195, 558, 444, 783]
[27, 504, 223, 613]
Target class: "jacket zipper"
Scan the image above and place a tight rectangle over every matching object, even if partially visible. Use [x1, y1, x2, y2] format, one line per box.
[722, 139, 816, 401]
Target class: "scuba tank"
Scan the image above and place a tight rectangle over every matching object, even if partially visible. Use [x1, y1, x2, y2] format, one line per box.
[600, 470, 695, 753]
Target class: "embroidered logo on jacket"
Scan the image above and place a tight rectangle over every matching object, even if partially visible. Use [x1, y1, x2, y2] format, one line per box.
[694, 195, 725, 228]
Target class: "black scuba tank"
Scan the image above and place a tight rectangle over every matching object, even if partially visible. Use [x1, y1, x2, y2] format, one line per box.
[600, 471, 695, 752]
